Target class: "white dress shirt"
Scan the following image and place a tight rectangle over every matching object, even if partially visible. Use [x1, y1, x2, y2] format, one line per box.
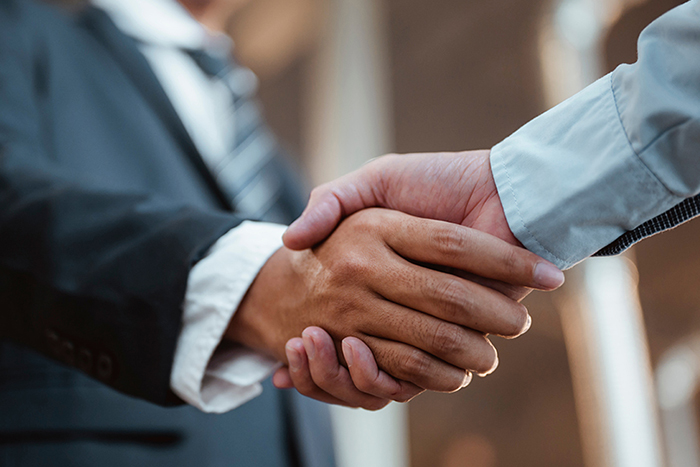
[491, 0, 700, 270]
[93, 0, 286, 413]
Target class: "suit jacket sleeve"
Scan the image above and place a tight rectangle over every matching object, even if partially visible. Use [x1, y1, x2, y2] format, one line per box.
[490, 0, 700, 270]
[0, 0, 241, 405]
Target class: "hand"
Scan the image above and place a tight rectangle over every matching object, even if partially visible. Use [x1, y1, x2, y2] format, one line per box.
[282, 150, 515, 249]
[276, 151, 565, 407]
[227, 208, 564, 407]
[271, 270, 536, 407]
[272, 326, 424, 410]
[271, 269, 539, 408]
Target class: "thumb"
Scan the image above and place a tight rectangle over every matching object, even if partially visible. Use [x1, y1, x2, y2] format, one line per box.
[283, 188, 343, 250]
[283, 167, 381, 250]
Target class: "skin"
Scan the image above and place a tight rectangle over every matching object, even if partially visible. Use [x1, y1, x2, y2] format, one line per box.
[228, 208, 563, 409]
[275, 150, 566, 408]
[282, 150, 516, 250]
[172, 3, 564, 407]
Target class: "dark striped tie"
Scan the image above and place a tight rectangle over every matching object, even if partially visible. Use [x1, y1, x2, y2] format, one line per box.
[186, 49, 300, 224]
[186, 50, 334, 467]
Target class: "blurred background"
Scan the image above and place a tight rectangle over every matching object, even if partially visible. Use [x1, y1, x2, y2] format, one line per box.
[42, 0, 690, 465]
[223, 0, 699, 466]
[218, 0, 700, 466]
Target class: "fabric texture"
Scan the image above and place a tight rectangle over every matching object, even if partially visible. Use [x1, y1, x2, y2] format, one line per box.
[491, 0, 700, 269]
[94, 0, 303, 415]
[0, 0, 332, 465]
[172, 222, 287, 413]
[596, 194, 700, 256]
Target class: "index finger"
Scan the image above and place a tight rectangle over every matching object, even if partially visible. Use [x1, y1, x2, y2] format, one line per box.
[385, 212, 564, 290]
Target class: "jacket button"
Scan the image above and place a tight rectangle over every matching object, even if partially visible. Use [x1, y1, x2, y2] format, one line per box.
[97, 353, 113, 381]
[78, 348, 93, 373]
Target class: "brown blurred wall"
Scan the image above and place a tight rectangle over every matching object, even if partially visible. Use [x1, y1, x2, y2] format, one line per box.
[251, 0, 696, 466]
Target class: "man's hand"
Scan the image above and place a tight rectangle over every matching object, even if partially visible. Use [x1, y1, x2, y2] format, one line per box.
[272, 326, 422, 410]
[227, 208, 563, 409]
[282, 150, 516, 250]
[275, 151, 564, 408]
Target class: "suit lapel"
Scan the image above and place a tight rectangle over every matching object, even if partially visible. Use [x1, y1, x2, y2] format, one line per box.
[77, 6, 232, 211]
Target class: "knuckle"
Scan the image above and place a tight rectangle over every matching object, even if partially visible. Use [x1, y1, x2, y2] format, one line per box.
[353, 375, 379, 394]
[399, 349, 432, 380]
[350, 208, 382, 230]
[314, 367, 344, 389]
[501, 248, 521, 276]
[334, 252, 371, 279]
[431, 227, 465, 256]
[430, 321, 465, 357]
[353, 374, 378, 394]
[434, 278, 467, 319]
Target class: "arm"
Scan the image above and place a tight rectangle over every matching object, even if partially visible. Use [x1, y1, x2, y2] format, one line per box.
[492, 0, 700, 268]
[276, 1, 700, 401]
[170, 221, 288, 413]
[0, 0, 241, 405]
[227, 208, 563, 409]
[283, 1, 700, 270]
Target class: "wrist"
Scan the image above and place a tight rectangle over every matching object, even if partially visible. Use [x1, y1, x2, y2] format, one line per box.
[225, 247, 288, 361]
[462, 150, 522, 248]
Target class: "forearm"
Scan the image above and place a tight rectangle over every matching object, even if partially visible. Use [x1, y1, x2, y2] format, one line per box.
[171, 221, 287, 413]
[0, 158, 242, 404]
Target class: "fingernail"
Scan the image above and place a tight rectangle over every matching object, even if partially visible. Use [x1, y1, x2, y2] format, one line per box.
[477, 355, 499, 378]
[461, 372, 473, 388]
[534, 262, 565, 289]
[286, 345, 301, 371]
[342, 340, 354, 367]
[523, 314, 532, 334]
[302, 331, 316, 360]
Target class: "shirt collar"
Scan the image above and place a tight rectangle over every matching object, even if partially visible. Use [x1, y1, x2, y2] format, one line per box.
[91, 0, 232, 54]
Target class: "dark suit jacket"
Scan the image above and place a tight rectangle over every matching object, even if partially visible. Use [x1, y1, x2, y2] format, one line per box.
[0, 1, 332, 465]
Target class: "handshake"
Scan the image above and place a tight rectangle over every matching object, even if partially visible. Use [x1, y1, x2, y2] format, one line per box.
[226, 150, 565, 410]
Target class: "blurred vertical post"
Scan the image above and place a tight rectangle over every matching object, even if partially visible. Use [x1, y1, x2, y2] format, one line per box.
[558, 256, 664, 467]
[656, 337, 700, 467]
[305, 0, 393, 184]
[304, 1, 407, 467]
[541, 1, 664, 466]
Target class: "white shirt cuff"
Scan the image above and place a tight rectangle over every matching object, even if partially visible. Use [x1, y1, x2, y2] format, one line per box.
[491, 74, 683, 270]
[170, 220, 288, 413]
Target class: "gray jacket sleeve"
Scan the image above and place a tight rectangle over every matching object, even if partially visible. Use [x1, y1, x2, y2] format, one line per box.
[490, 0, 700, 269]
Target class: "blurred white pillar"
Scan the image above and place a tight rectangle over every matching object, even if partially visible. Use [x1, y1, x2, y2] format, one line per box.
[656, 336, 700, 467]
[304, 1, 407, 467]
[559, 256, 664, 467]
[542, 1, 664, 466]
[305, 0, 393, 185]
